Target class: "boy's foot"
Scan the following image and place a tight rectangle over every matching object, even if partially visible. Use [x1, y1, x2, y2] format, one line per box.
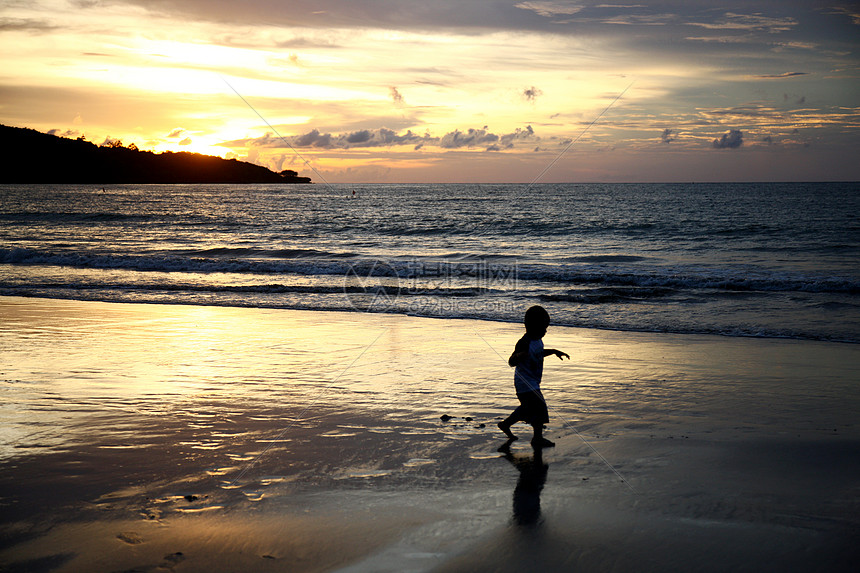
[498, 421, 517, 440]
[531, 437, 555, 449]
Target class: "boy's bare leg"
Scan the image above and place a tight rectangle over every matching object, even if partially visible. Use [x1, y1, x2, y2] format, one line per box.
[498, 417, 518, 440]
[530, 423, 555, 448]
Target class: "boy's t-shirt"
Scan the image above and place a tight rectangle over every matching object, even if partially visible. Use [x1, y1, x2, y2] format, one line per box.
[513, 334, 544, 394]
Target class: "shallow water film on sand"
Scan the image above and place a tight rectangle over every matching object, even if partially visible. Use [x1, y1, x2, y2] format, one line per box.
[2, 182, 858, 341]
[1, 299, 858, 572]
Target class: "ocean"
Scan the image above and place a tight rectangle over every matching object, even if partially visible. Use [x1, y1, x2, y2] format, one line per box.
[1, 182, 858, 342]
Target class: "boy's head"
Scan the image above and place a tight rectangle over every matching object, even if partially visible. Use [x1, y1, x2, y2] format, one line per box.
[524, 305, 550, 337]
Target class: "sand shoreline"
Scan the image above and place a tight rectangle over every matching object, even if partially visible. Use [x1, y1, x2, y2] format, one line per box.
[1, 296, 858, 572]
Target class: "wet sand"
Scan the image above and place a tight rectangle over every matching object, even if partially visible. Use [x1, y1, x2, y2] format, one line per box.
[1, 296, 858, 572]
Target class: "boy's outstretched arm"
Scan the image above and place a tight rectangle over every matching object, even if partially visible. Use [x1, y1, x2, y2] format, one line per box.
[543, 348, 570, 360]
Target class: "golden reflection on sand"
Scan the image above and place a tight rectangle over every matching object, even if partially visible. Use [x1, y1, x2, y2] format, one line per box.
[1, 297, 858, 572]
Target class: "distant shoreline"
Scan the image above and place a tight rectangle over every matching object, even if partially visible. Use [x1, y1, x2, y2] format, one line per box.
[0, 124, 312, 184]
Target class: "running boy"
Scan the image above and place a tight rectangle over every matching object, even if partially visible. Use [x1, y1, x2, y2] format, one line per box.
[498, 305, 569, 448]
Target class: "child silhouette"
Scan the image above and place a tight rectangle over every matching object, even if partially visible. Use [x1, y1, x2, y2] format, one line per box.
[498, 305, 569, 448]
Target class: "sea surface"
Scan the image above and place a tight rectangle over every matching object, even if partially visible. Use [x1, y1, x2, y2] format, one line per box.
[1, 182, 858, 342]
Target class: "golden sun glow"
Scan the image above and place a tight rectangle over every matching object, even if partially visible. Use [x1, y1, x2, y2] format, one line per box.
[1, 0, 857, 182]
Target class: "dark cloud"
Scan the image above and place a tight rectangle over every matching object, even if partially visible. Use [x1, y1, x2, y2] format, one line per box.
[756, 71, 808, 78]
[661, 128, 677, 143]
[338, 127, 427, 148]
[167, 128, 185, 138]
[228, 127, 425, 150]
[372, 128, 426, 147]
[293, 129, 333, 148]
[47, 128, 81, 138]
[439, 127, 498, 148]
[273, 37, 343, 49]
[178, 137, 192, 145]
[689, 12, 797, 33]
[114, 1, 537, 31]
[523, 86, 543, 102]
[225, 124, 537, 152]
[705, 105, 780, 119]
[0, 17, 57, 32]
[389, 86, 404, 106]
[597, 12, 679, 26]
[437, 125, 536, 150]
[827, 6, 860, 26]
[712, 129, 744, 149]
[499, 125, 535, 147]
[109, 1, 822, 37]
[346, 130, 372, 144]
[514, 2, 584, 18]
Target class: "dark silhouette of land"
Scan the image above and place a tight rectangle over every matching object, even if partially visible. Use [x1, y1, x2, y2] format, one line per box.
[0, 124, 312, 184]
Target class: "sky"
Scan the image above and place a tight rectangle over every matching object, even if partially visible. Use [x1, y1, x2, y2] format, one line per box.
[1, 0, 859, 183]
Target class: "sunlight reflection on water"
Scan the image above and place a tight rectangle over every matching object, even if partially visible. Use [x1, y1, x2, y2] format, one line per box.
[2, 297, 859, 572]
[3, 296, 857, 467]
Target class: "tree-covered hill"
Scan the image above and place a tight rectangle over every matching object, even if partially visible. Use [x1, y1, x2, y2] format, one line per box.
[0, 125, 312, 184]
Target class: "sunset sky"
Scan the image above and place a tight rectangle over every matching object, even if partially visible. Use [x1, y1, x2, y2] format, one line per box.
[2, 1, 858, 182]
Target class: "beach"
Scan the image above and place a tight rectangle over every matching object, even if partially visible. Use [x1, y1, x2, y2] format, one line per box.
[1, 295, 858, 572]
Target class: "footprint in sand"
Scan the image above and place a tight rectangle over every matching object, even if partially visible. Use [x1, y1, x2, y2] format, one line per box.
[161, 552, 185, 568]
[116, 531, 144, 544]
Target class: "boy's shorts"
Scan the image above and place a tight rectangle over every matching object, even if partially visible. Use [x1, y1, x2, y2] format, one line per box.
[513, 390, 549, 425]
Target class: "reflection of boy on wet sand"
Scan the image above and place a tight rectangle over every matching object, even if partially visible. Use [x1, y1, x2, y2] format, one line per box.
[500, 444, 548, 527]
[498, 305, 569, 448]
